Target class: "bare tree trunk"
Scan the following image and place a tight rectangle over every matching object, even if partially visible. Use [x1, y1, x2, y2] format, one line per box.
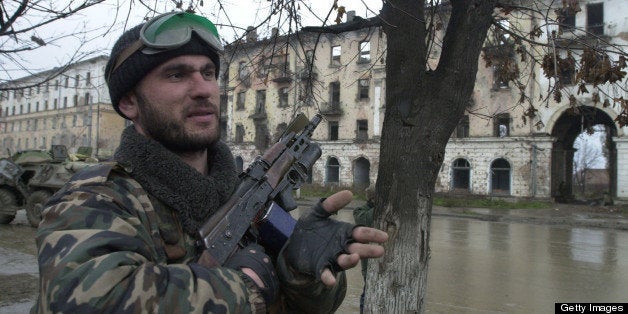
[365, 1, 497, 312]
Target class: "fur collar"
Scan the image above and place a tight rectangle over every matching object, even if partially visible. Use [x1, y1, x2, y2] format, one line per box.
[114, 125, 238, 236]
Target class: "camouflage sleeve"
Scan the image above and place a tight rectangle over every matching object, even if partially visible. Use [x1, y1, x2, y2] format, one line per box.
[35, 166, 262, 313]
[352, 204, 374, 227]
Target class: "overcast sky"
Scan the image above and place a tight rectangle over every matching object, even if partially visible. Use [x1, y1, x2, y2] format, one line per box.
[2, 0, 381, 81]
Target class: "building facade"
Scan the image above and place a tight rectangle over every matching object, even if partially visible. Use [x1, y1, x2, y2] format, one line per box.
[0, 56, 126, 159]
[220, 1, 628, 201]
[221, 19, 386, 191]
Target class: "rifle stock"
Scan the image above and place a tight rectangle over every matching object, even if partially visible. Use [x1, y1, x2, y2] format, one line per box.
[198, 113, 323, 265]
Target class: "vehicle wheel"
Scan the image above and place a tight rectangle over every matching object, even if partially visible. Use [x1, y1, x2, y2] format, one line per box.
[0, 189, 17, 224]
[26, 190, 52, 228]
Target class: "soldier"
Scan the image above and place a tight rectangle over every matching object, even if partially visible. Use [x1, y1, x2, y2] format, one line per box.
[34, 12, 387, 313]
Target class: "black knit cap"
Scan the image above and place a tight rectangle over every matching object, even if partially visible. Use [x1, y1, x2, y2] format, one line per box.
[105, 23, 221, 119]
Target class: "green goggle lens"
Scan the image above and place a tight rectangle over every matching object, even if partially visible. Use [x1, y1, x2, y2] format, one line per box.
[108, 12, 223, 81]
[140, 12, 223, 53]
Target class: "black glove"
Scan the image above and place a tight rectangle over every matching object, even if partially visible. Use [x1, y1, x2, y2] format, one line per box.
[281, 201, 356, 279]
[224, 243, 279, 304]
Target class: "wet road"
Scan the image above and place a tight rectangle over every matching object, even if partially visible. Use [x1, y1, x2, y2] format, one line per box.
[335, 210, 628, 313]
[1, 210, 627, 313]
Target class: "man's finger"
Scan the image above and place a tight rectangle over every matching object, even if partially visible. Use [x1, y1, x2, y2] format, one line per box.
[346, 242, 385, 259]
[321, 190, 353, 214]
[321, 268, 337, 286]
[352, 226, 389, 243]
[336, 252, 360, 269]
[320, 253, 360, 287]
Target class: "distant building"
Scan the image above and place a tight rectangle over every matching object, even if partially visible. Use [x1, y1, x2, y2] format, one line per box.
[0, 56, 126, 159]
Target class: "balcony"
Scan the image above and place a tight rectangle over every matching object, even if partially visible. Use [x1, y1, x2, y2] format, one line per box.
[271, 68, 293, 84]
[249, 104, 267, 120]
[319, 102, 343, 116]
[297, 70, 318, 81]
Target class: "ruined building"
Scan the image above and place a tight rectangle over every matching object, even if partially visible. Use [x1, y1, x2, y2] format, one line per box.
[221, 2, 627, 202]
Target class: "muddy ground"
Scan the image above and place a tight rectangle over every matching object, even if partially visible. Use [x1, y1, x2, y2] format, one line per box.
[0, 210, 38, 312]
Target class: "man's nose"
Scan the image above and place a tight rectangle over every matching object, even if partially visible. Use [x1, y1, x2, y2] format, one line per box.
[189, 72, 215, 98]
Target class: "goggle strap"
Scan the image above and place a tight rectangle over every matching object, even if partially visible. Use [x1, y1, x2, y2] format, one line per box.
[108, 40, 144, 82]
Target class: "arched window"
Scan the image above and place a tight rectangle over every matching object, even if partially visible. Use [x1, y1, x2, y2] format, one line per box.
[326, 157, 340, 184]
[491, 158, 511, 194]
[353, 157, 370, 189]
[452, 158, 471, 191]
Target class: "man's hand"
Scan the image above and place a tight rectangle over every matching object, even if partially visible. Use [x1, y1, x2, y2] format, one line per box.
[320, 190, 387, 286]
[282, 190, 388, 286]
[223, 243, 279, 303]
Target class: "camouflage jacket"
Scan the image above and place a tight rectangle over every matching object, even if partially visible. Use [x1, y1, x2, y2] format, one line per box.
[34, 163, 263, 313]
[34, 162, 347, 313]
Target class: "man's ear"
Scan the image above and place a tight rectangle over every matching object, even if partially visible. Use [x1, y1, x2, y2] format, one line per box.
[118, 93, 139, 120]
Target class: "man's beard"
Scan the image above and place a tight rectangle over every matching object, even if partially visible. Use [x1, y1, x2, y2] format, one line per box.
[135, 92, 220, 153]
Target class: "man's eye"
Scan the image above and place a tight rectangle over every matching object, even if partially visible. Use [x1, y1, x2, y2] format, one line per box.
[203, 70, 215, 79]
[168, 72, 185, 79]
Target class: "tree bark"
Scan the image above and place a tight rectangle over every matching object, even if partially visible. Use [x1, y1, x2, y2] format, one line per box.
[364, 1, 497, 312]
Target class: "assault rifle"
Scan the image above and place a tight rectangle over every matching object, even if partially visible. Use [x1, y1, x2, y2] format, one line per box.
[198, 113, 323, 265]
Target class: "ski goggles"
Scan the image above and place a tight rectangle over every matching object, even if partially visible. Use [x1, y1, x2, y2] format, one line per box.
[108, 12, 223, 77]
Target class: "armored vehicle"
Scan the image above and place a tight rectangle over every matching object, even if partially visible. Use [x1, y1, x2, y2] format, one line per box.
[0, 158, 29, 224]
[0, 145, 96, 227]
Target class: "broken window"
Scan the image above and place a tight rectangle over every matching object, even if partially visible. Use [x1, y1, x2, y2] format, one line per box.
[330, 82, 340, 108]
[326, 157, 340, 184]
[220, 94, 228, 114]
[238, 61, 247, 80]
[235, 124, 245, 143]
[586, 3, 604, 36]
[254, 123, 270, 150]
[452, 158, 471, 191]
[558, 8, 576, 33]
[356, 119, 368, 142]
[331, 45, 341, 66]
[493, 113, 510, 137]
[358, 79, 369, 100]
[490, 158, 511, 194]
[329, 121, 339, 141]
[486, 19, 517, 90]
[236, 91, 246, 110]
[255, 90, 266, 114]
[557, 51, 576, 85]
[359, 41, 370, 63]
[220, 120, 227, 141]
[278, 87, 289, 107]
[305, 49, 314, 67]
[493, 65, 510, 89]
[454, 115, 470, 138]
